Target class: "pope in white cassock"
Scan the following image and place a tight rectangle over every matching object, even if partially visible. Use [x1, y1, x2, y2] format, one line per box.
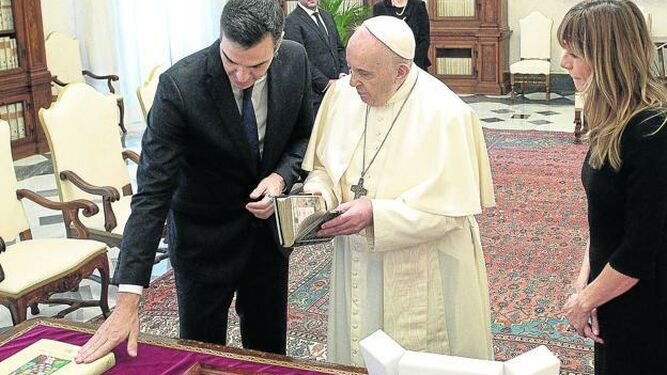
[301, 16, 496, 365]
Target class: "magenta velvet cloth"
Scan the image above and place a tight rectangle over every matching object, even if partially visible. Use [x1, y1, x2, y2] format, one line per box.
[0, 325, 338, 374]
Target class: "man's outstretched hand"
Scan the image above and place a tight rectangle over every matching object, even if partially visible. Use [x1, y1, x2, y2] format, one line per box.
[75, 292, 141, 363]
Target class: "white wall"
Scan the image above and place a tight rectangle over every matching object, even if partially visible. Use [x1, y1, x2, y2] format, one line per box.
[41, 0, 76, 37]
[508, 0, 667, 73]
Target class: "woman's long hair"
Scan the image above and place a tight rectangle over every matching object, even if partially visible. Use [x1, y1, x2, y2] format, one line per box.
[557, 0, 667, 171]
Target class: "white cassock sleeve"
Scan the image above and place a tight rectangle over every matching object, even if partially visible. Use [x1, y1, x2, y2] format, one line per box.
[371, 199, 467, 252]
[303, 158, 339, 211]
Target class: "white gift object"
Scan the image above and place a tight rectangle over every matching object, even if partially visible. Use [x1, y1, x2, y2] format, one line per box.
[503, 345, 561, 375]
[398, 351, 504, 375]
[360, 330, 406, 375]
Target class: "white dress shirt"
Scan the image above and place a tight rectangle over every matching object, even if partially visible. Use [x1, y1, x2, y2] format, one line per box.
[298, 2, 328, 35]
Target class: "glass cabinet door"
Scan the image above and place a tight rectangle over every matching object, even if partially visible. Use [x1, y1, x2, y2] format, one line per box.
[434, 0, 477, 18]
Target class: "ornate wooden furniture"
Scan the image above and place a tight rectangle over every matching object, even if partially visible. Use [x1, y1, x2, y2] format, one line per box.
[428, 0, 510, 94]
[136, 64, 166, 121]
[0, 0, 52, 160]
[0, 121, 110, 325]
[44, 32, 126, 133]
[38, 83, 167, 263]
[509, 11, 552, 100]
[574, 91, 587, 142]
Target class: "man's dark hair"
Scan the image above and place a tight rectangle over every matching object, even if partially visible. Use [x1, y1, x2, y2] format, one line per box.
[220, 0, 284, 48]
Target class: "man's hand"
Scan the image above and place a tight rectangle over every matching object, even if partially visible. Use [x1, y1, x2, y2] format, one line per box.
[75, 293, 141, 364]
[318, 198, 373, 237]
[246, 173, 285, 220]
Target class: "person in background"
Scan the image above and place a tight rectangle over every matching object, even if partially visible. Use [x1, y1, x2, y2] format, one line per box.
[559, 1, 667, 374]
[284, 0, 348, 115]
[373, 0, 431, 71]
[75, 0, 312, 363]
[303, 15, 495, 365]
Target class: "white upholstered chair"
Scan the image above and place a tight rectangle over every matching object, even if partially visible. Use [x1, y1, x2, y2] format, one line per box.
[136, 65, 166, 121]
[38, 84, 168, 263]
[45, 32, 126, 133]
[510, 11, 553, 100]
[0, 120, 110, 325]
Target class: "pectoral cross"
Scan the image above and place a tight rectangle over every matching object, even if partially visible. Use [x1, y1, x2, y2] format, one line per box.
[351, 177, 368, 199]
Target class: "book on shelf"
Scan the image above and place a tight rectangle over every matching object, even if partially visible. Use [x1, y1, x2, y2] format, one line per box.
[16, 102, 24, 138]
[273, 194, 341, 247]
[0, 339, 115, 375]
[0, 0, 14, 31]
[0, 36, 18, 70]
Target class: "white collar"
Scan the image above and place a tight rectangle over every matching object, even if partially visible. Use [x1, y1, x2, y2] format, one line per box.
[298, 2, 319, 17]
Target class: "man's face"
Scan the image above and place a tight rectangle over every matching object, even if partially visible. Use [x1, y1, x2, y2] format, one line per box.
[346, 30, 399, 107]
[298, 0, 318, 10]
[220, 34, 276, 90]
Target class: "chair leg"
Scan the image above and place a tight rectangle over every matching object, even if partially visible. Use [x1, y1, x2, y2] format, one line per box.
[546, 75, 551, 101]
[117, 99, 127, 134]
[30, 303, 40, 315]
[97, 261, 111, 318]
[510, 74, 516, 101]
[9, 302, 27, 325]
[574, 109, 583, 141]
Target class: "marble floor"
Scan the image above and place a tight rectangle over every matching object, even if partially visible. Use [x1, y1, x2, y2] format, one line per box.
[1, 91, 575, 329]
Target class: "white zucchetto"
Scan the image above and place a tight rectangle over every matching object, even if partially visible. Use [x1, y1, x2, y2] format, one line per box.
[362, 15, 415, 60]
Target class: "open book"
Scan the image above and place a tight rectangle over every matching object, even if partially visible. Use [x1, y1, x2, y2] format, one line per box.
[0, 339, 115, 375]
[273, 194, 341, 247]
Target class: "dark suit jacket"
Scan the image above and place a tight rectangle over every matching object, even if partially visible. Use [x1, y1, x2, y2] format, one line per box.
[373, 0, 431, 70]
[284, 6, 348, 107]
[114, 40, 313, 287]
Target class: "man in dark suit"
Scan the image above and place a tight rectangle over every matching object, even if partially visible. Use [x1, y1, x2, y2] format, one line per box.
[284, 0, 348, 115]
[75, 0, 313, 362]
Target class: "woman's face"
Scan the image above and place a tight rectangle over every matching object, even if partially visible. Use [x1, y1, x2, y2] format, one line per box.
[560, 47, 593, 91]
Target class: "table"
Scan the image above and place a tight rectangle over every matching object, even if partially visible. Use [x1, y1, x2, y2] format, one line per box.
[0, 318, 367, 375]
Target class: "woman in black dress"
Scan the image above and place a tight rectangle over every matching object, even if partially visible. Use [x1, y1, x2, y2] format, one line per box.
[372, 0, 431, 70]
[559, 1, 667, 374]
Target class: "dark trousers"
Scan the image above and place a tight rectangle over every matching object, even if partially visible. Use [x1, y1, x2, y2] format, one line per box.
[173, 235, 289, 354]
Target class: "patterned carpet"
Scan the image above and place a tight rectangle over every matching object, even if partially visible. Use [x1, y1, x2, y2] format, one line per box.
[92, 129, 593, 374]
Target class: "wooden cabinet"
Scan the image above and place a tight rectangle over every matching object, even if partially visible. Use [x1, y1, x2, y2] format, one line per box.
[0, 0, 52, 160]
[428, 0, 510, 94]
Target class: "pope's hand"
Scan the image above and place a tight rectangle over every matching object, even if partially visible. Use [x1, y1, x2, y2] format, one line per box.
[75, 292, 141, 363]
[318, 198, 373, 236]
[246, 173, 285, 219]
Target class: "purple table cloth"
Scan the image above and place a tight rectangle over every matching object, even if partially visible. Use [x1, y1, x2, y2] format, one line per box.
[0, 323, 357, 375]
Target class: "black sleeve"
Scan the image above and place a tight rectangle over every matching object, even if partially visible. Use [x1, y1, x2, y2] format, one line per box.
[114, 73, 187, 287]
[273, 47, 313, 190]
[609, 116, 667, 279]
[283, 16, 330, 93]
[414, 1, 431, 69]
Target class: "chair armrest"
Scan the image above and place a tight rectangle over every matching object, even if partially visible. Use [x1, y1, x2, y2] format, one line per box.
[52, 76, 68, 87]
[16, 189, 99, 239]
[122, 150, 140, 165]
[82, 70, 119, 94]
[59, 170, 120, 232]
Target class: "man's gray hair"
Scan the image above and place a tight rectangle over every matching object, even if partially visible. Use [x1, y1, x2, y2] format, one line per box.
[220, 0, 284, 48]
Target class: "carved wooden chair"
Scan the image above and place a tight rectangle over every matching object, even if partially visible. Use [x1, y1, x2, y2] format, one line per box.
[38, 83, 168, 263]
[0, 121, 110, 325]
[574, 91, 588, 142]
[136, 65, 166, 121]
[510, 11, 553, 101]
[45, 32, 126, 133]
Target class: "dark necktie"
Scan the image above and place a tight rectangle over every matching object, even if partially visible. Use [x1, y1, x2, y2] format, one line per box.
[242, 86, 260, 161]
[313, 11, 329, 39]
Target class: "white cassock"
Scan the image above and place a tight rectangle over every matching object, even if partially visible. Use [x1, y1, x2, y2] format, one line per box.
[302, 65, 496, 366]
